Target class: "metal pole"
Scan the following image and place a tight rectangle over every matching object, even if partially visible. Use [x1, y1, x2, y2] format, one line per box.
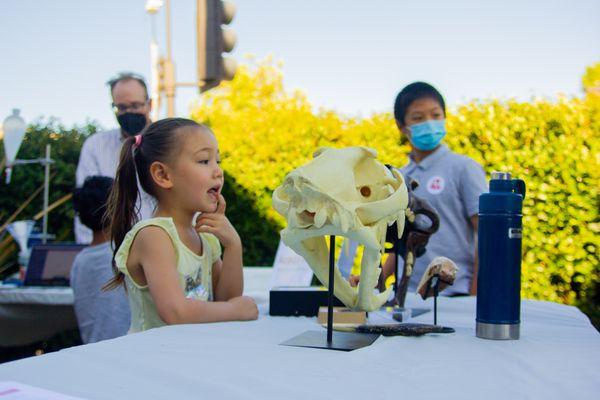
[42, 144, 50, 244]
[165, 0, 172, 61]
[164, 0, 176, 117]
[327, 235, 336, 344]
[433, 275, 440, 326]
[394, 234, 400, 297]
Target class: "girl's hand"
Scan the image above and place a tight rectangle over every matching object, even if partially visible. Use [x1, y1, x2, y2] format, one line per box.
[228, 296, 258, 321]
[195, 193, 241, 248]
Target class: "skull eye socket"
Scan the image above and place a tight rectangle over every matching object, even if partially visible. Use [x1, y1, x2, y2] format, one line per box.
[360, 186, 371, 197]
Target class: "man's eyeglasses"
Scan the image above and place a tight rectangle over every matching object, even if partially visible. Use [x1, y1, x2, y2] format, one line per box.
[112, 101, 148, 114]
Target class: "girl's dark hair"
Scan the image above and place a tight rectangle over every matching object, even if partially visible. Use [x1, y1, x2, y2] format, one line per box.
[393, 81, 446, 126]
[103, 117, 203, 290]
[73, 176, 114, 232]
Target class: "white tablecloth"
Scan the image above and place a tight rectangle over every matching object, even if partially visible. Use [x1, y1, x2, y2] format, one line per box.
[0, 268, 272, 347]
[0, 287, 74, 306]
[0, 287, 78, 347]
[1, 274, 598, 400]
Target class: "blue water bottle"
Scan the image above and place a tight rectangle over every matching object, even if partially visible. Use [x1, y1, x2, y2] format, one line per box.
[476, 171, 526, 340]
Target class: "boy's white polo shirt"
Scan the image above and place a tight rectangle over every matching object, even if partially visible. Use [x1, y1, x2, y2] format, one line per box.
[399, 144, 487, 295]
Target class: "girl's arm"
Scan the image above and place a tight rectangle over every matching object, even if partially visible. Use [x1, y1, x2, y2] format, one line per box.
[196, 194, 244, 301]
[211, 239, 244, 301]
[134, 226, 256, 324]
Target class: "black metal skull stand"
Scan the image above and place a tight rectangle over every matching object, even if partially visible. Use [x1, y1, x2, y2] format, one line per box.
[280, 235, 380, 351]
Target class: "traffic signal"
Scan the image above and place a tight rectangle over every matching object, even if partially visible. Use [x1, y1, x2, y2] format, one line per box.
[197, 0, 237, 92]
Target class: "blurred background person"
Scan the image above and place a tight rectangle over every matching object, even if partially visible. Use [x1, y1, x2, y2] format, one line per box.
[75, 72, 155, 243]
[70, 176, 130, 343]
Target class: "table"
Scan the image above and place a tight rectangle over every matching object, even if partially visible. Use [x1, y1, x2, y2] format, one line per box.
[0, 268, 272, 347]
[1, 271, 599, 399]
[0, 287, 77, 347]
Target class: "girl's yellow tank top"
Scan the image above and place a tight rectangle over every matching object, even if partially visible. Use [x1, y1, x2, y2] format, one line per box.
[115, 217, 221, 333]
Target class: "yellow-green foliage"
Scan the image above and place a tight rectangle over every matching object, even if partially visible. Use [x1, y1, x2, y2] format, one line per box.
[582, 62, 600, 93]
[446, 98, 599, 305]
[191, 57, 599, 313]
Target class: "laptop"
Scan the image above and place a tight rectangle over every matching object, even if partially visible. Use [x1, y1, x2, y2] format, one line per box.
[23, 243, 88, 286]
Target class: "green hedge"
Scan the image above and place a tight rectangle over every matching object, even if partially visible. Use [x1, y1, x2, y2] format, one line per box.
[0, 120, 94, 274]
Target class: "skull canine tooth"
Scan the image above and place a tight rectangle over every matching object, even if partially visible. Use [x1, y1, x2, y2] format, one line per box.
[272, 146, 409, 311]
[314, 208, 326, 228]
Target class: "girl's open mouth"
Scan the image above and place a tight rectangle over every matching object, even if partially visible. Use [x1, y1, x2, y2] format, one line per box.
[207, 185, 221, 200]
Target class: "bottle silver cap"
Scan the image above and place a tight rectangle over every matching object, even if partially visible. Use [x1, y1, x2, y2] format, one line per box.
[491, 171, 511, 180]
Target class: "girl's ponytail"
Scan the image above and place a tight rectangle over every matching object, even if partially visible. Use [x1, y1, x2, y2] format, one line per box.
[103, 136, 141, 290]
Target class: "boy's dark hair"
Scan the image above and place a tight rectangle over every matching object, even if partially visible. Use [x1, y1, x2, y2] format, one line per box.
[104, 117, 208, 290]
[73, 176, 114, 232]
[393, 82, 446, 126]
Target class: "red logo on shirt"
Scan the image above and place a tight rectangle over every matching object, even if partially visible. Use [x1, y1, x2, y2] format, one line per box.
[427, 176, 445, 195]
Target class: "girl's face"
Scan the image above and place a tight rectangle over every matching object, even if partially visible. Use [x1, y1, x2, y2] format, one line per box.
[170, 127, 224, 213]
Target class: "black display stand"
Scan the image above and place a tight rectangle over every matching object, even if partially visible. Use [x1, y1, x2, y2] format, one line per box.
[423, 274, 442, 326]
[389, 231, 429, 322]
[280, 235, 380, 351]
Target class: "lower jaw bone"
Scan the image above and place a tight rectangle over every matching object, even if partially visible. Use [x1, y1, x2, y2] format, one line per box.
[284, 234, 392, 312]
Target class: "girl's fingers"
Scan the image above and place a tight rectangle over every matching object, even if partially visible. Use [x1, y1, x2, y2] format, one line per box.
[196, 215, 218, 224]
[195, 218, 224, 230]
[196, 225, 217, 234]
[216, 194, 226, 214]
[195, 222, 221, 232]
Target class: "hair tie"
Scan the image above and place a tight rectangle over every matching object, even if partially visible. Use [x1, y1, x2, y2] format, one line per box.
[134, 134, 143, 148]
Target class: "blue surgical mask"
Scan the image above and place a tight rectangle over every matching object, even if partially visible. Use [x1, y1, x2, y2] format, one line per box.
[409, 119, 446, 151]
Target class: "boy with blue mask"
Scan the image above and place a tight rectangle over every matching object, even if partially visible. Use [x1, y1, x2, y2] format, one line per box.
[382, 82, 487, 296]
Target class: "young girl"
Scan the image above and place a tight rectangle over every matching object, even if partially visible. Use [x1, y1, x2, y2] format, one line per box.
[105, 118, 258, 333]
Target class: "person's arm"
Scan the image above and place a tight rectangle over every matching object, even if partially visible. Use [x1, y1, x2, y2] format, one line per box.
[75, 137, 98, 186]
[458, 159, 487, 296]
[469, 215, 479, 295]
[136, 226, 257, 324]
[211, 242, 243, 301]
[382, 253, 396, 284]
[196, 194, 244, 301]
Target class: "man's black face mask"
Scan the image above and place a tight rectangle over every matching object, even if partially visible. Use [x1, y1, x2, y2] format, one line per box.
[117, 113, 147, 136]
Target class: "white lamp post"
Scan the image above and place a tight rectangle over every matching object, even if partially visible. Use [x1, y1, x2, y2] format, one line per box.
[146, 0, 164, 122]
[2, 109, 54, 244]
[3, 109, 27, 183]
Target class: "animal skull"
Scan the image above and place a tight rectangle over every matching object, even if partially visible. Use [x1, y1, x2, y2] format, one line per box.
[272, 146, 409, 311]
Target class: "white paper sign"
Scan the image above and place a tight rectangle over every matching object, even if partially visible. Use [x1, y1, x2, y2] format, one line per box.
[0, 382, 85, 399]
[269, 240, 313, 288]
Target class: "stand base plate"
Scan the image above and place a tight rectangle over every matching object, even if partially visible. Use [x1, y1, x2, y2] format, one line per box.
[391, 307, 430, 322]
[280, 330, 379, 351]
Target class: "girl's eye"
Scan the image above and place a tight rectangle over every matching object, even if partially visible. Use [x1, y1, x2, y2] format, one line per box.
[198, 160, 209, 165]
[216, 159, 222, 164]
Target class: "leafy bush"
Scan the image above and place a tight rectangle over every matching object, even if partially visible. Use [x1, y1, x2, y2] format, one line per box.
[0, 120, 95, 275]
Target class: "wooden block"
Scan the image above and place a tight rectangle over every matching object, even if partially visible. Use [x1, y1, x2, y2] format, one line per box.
[317, 307, 367, 325]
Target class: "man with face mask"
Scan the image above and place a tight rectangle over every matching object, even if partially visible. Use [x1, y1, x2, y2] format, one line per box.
[74, 72, 155, 243]
[382, 82, 488, 296]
